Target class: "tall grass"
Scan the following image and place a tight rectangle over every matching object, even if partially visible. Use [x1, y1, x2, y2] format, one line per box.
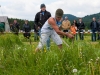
[0, 34, 100, 75]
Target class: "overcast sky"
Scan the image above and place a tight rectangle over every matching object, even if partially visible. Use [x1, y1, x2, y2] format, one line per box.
[0, 0, 100, 21]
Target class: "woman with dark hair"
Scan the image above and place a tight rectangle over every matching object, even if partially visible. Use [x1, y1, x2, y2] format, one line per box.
[73, 20, 78, 28]
[73, 20, 78, 40]
[23, 20, 31, 39]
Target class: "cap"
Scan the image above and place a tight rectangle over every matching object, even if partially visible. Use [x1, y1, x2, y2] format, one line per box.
[40, 4, 46, 8]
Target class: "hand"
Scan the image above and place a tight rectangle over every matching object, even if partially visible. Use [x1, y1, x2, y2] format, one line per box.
[38, 27, 40, 30]
[67, 33, 74, 39]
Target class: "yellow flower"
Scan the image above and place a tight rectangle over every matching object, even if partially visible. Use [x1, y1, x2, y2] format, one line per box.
[44, 48, 46, 52]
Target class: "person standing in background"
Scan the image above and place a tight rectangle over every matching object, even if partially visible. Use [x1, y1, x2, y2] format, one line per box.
[23, 20, 31, 39]
[90, 17, 99, 41]
[61, 16, 71, 38]
[77, 18, 85, 40]
[73, 20, 78, 40]
[70, 23, 77, 41]
[11, 20, 20, 35]
[34, 4, 51, 50]
[97, 19, 100, 40]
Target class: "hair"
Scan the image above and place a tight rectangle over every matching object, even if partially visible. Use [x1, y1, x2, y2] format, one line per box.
[25, 20, 28, 22]
[55, 8, 64, 17]
[71, 22, 75, 25]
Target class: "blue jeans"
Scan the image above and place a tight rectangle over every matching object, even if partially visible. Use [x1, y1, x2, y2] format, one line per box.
[39, 29, 50, 50]
[79, 29, 84, 40]
[91, 30, 97, 41]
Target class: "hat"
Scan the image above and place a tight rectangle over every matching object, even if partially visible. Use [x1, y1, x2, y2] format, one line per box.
[55, 8, 64, 17]
[40, 4, 46, 8]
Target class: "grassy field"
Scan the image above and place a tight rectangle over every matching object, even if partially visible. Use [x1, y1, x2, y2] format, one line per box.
[0, 33, 100, 75]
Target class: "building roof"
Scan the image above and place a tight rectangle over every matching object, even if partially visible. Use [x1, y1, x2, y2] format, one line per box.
[0, 16, 8, 22]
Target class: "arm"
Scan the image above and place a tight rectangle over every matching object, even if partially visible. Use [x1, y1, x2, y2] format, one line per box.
[29, 25, 31, 32]
[34, 13, 40, 28]
[90, 22, 92, 29]
[48, 17, 74, 38]
[83, 23, 85, 29]
[48, 12, 51, 18]
[69, 21, 71, 28]
[23, 24, 25, 32]
[16, 23, 20, 31]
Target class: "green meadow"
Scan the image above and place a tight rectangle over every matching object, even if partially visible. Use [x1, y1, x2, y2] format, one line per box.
[0, 33, 100, 75]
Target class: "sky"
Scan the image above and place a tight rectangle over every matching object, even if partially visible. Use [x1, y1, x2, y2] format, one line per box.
[0, 0, 100, 21]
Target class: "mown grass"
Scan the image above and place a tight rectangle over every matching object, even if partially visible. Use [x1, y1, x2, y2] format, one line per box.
[0, 34, 100, 75]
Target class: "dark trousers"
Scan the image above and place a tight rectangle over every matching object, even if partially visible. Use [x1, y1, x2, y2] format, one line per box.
[23, 32, 30, 39]
[91, 30, 97, 41]
[97, 30, 100, 40]
[63, 30, 68, 38]
[79, 29, 84, 40]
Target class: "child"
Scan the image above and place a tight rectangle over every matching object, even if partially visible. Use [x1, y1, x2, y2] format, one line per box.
[70, 23, 77, 41]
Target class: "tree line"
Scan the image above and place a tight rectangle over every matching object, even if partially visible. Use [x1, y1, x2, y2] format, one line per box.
[8, 18, 34, 30]
[63, 12, 100, 30]
[8, 12, 100, 30]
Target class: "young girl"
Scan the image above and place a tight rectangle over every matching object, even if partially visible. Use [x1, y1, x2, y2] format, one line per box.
[70, 23, 77, 41]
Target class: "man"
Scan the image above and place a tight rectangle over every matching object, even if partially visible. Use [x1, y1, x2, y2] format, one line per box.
[35, 9, 74, 52]
[11, 20, 20, 35]
[0, 22, 4, 33]
[61, 16, 71, 38]
[98, 19, 100, 40]
[77, 18, 85, 40]
[34, 4, 51, 50]
[90, 17, 99, 41]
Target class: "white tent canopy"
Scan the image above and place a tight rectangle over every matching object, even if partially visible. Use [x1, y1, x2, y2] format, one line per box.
[0, 16, 10, 31]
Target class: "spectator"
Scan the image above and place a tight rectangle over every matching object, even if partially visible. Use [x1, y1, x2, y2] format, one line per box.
[98, 19, 100, 40]
[73, 20, 78, 40]
[77, 18, 85, 40]
[70, 23, 77, 41]
[23, 20, 31, 39]
[11, 20, 20, 35]
[90, 17, 99, 41]
[73, 20, 78, 28]
[61, 16, 71, 38]
[34, 3, 51, 50]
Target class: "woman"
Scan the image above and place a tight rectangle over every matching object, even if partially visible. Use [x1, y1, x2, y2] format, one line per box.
[23, 20, 31, 39]
[73, 20, 78, 40]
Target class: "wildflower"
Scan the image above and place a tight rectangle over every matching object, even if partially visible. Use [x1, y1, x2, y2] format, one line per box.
[56, 63, 59, 66]
[97, 57, 100, 59]
[59, 60, 61, 62]
[90, 59, 93, 61]
[23, 48, 27, 51]
[18, 47, 21, 50]
[44, 48, 46, 52]
[88, 61, 91, 64]
[73, 68, 78, 73]
[80, 52, 82, 54]
[80, 48, 82, 51]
